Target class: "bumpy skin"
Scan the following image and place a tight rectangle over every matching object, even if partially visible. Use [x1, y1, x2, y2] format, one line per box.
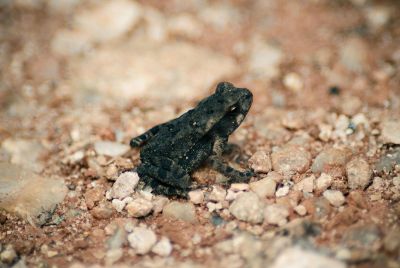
[130, 82, 254, 197]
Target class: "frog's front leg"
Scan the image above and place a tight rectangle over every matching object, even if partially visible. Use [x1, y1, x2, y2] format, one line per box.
[139, 174, 189, 197]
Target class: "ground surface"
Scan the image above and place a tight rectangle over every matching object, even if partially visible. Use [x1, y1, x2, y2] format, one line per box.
[0, 0, 400, 267]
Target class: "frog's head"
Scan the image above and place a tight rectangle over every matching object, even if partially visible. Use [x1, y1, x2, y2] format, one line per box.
[215, 82, 253, 109]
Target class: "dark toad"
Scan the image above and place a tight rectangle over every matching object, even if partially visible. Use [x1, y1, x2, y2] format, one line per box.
[130, 82, 254, 197]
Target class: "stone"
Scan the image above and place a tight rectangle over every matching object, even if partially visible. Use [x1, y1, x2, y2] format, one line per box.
[188, 190, 204, 204]
[323, 190, 345, 207]
[311, 147, 351, 177]
[94, 141, 130, 157]
[111, 198, 131, 213]
[91, 203, 113, 219]
[229, 192, 264, 224]
[342, 224, 381, 251]
[294, 205, 307, 216]
[105, 248, 123, 266]
[275, 186, 290, 197]
[340, 37, 369, 73]
[316, 173, 333, 191]
[0, 163, 67, 226]
[0, 246, 17, 264]
[383, 227, 400, 253]
[230, 183, 249, 192]
[84, 186, 105, 209]
[249, 177, 276, 198]
[340, 96, 362, 116]
[126, 198, 153, 218]
[346, 158, 371, 189]
[283, 73, 303, 92]
[375, 148, 400, 173]
[152, 237, 173, 257]
[318, 124, 333, 142]
[152, 196, 169, 215]
[208, 186, 226, 202]
[247, 40, 283, 79]
[271, 146, 311, 176]
[381, 119, 400, 144]
[107, 227, 126, 249]
[127, 227, 157, 255]
[271, 247, 345, 268]
[110, 172, 139, 199]
[163, 201, 197, 223]
[69, 41, 238, 100]
[294, 175, 315, 193]
[248, 150, 272, 173]
[264, 204, 290, 226]
[365, 6, 391, 31]
[74, 0, 141, 43]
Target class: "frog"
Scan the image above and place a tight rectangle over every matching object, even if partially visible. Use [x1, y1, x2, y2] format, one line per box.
[130, 82, 254, 197]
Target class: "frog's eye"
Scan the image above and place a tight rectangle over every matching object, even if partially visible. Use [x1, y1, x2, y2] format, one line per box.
[230, 106, 237, 112]
[216, 82, 233, 94]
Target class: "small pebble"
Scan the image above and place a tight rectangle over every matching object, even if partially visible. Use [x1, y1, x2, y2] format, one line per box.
[316, 173, 333, 191]
[208, 185, 227, 202]
[229, 192, 264, 224]
[126, 198, 153, 217]
[152, 237, 173, 257]
[323, 190, 345, 207]
[294, 175, 315, 193]
[264, 204, 289, 226]
[294, 205, 307, 216]
[283, 72, 303, 92]
[127, 227, 157, 255]
[271, 146, 311, 176]
[188, 190, 204, 204]
[381, 119, 400, 145]
[0, 246, 17, 264]
[110, 172, 139, 199]
[346, 158, 371, 189]
[249, 177, 277, 198]
[248, 150, 272, 173]
[91, 203, 114, 219]
[94, 141, 130, 157]
[163, 201, 197, 223]
[276, 185, 290, 197]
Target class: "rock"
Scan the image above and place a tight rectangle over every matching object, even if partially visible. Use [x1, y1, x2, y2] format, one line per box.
[294, 175, 315, 193]
[163, 201, 197, 223]
[316, 173, 333, 191]
[247, 40, 283, 79]
[1, 138, 44, 172]
[346, 158, 371, 189]
[381, 119, 400, 144]
[340, 96, 363, 116]
[84, 186, 105, 209]
[318, 124, 333, 142]
[383, 227, 400, 253]
[271, 146, 311, 176]
[271, 247, 346, 268]
[375, 148, 400, 173]
[275, 185, 290, 197]
[266, 171, 284, 183]
[110, 172, 139, 199]
[91, 203, 113, 219]
[74, 0, 141, 43]
[127, 227, 157, 255]
[230, 183, 249, 192]
[311, 147, 351, 177]
[365, 6, 391, 31]
[208, 186, 226, 202]
[294, 205, 307, 216]
[249, 177, 277, 198]
[323, 190, 345, 207]
[0, 245, 17, 264]
[111, 197, 131, 213]
[152, 237, 173, 257]
[188, 190, 204, 204]
[0, 163, 67, 226]
[264, 204, 289, 226]
[126, 198, 153, 218]
[229, 192, 264, 224]
[340, 37, 369, 73]
[225, 189, 242, 201]
[282, 111, 306, 130]
[283, 73, 303, 92]
[94, 141, 130, 157]
[107, 227, 126, 250]
[69, 41, 238, 100]
[342, 224, 381, 251]
[152, 196, 169, 215]
[248, 150, 272, 173]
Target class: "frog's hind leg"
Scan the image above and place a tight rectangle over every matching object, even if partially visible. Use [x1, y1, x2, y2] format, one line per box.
[140, 174, 189, 197]
[137, 158, 192, 190]
[208, 155, 254, 183]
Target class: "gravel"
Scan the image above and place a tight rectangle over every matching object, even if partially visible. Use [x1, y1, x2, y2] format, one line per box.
[249, 177, 277, 198]
[94, 141, 130, 157]
[163, 201, 197, 223]
[91, 203, 114, 219]
[248, 150, 272, 173]
[110, 172, 139, 199]
[126, 197, 153, 217]
[229, 192, 265, 224]
[188, 190, 204, 204]
[207, 186, 227, 202]
[323, 190, 346, 207]
[294, 175, 315, 193]
[127, 227, 157, 255]
[311, 147, 351, 177]
[380, 119, 400, 144]
[151, 237, 173, 257]
[316, 173, 333, 191]
[275, 185, 290, 197]
[264, 204, 290, 226]
[271, 145, 311, 176]
[346, 158, 372, 189]
[0, 246, 17, 264]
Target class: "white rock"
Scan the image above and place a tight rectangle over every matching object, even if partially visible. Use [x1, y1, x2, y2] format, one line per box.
[208, 186, 227, 202]
[381, 119, 400, 145]
[271, 246, 346, 268]
[225, 189, 242, 201]
[126, 198, 153, 217]
[294, 205, 307, 216]
[2, 138, 44, 172]
[248, 151, 272, 173]
[264, 204, 289, 226]
[163, 201, 197, 223]
[365, 6, 391, 31]
[294, 175, 315, 193]
[271, 145, 311, 176]
[152, 196, 169, 215]
[74, 0, 141, 43]
[105, 248, 123, 265]
[0, 246, 17, 264]
[112, 199, 127, 213]
[249, 177, 277, 198]
[323, 190, 345, 207]
[127, 227, 157, 255]
[346, 158, 371, 189]
[94, 141, 130, 157]
[316, 173, 333, 191]
[188, 190, 204, 204]
[276, 185, 290, 197]
[152, 237, 173, 257]
[110, 172, 139, 199]
[229, 192, 264, 224]
[207, 202, 222, 212]
[318, 124, 333, 142]
[283, 73, 303, 92]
